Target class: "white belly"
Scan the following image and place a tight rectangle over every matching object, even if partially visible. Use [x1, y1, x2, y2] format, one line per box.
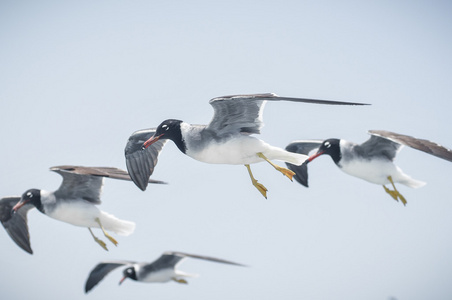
[339, 159, 402, 185]
[47, 200, 101, 228]
[186, 136, 306, 165]
[141, 268, 176, 283]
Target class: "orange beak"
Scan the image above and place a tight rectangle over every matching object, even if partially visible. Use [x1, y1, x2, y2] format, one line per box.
[307, 150, 325, 163]
[142, 133, 164, 150]
[12, 199, 29, 214]
[119, 276, 127, 285]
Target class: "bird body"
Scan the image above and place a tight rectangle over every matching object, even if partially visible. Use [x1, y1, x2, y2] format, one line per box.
[133, 263, 196, 283]
[41, 192, 134, 236]
[182, 124, 306, 165]
[1, 165, 163, 253]
[337, 139, 425, 188]
[286, 130, 452, 205]
[84, 251, 245, 293]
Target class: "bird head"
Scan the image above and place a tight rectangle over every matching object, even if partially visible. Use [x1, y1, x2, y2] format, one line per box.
[308, 139, 341, 164]
[119, 267, 137, 285]
[142, 119, 183, 150]
[12, 189, 41, 214]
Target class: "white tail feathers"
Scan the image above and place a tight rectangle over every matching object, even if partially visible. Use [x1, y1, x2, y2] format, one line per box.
[283, 152, 308, 166]
[396, 172, 426, 188]
[99, 211, 136, 236]
[400, 177, 426, 189]
[175, 270, 199, 278]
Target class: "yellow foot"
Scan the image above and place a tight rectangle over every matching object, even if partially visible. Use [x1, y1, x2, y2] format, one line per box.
[106, 235, 118, 246]
[257, 152, 295, 181]
[396, 192, 407, 206]
[383, 186, 398, 200]
[95, 217, 118, 246]
[252, 179, 268, 199]
[89, 227, 108, 251]
[172, 278, 188, 284]
[382, 186, 407, 206]
[276, 166, 296, 181]
[245, 164, 268, 199]
[94, 237, 108, 251]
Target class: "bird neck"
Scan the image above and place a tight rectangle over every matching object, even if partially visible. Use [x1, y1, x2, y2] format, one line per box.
[171, 122, 189, 154]
[173, 137, 187, 154]
[36, 190, 54, 214]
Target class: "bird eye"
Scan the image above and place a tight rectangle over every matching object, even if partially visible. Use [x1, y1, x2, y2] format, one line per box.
[162, 124, 169, 131]
[26, 192, 33, 198]
[324, 142, 331, 148]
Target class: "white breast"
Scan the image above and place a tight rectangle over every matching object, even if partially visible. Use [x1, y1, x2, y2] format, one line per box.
[46, 199, 101, 228]
[339, 158, 400, 185]
[140, 268, 176, 283]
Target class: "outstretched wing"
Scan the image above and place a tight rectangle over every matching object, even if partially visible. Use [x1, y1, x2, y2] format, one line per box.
[207, 93, 369, 137]
[85, 260, 135, 293]
[162, 251, 246, 267]
[285, 140, 323, 187]
[369, 130, 452, 163]
[125, 128, 168, 191]
[51, 165, 165, 204]
[0, 196, 34, 254]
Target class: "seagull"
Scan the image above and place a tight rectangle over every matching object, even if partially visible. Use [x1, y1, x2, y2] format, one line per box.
[285, 130, 452, 205]
[125, 93, 369, 198]
[3, 165, 165, 253]
[84, 251, 246, 293]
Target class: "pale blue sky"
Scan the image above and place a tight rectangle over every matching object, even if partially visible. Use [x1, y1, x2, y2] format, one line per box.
[1, 1, 452, 299]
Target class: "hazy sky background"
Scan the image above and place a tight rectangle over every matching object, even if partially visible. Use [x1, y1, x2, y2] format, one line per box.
[1, 1, 452, 299]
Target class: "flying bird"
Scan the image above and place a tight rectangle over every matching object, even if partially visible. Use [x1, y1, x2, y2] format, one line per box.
[285, 130, 452, 205]
[2, 165, 165, 253]
[125, 93, 368, 198]
[84, 251, 245, 293]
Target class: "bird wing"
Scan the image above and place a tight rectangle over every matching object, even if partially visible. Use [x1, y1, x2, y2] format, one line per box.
[0, 196, 34, 254]
[52, 165, 165, 203]
[51, 166, 105, 204]
[162, 251, 246, 267]
[85, 260, 135, 293]
[125, 128, 168, 191]
[369, 130, 452, 163]
[285, 140, 323, 187]
[207, 93, 369, 137]
[355, 134, 401, 161]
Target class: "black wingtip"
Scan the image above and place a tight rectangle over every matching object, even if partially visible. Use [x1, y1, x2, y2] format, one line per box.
[286, 162, 310, 188]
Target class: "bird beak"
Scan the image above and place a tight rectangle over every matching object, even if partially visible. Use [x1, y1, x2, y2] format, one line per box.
[142, 134, 164, 150]
[119, 276, 127, 285]
[11, 199, 28, 214]
[307, 150, 325, 163]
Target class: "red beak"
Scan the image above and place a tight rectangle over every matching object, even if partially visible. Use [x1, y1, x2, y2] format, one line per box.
[119, 276, 127, 285]
[12, 199, 29, 213]
[307, 150, 325, 163]
[142, 134, 164, 150]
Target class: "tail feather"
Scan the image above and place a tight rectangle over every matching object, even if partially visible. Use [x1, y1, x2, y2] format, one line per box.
[99, 212, 136, 236]
[175, 270, 199, 278]
[283, 152, 308, 166]
[399, 176, 426, 189]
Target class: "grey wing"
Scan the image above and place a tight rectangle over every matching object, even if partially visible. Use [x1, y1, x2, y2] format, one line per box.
[0, 196, 34, 254]
[164, 251, 246, 267]
[356, 134, 401, 161]
[85, 261, 135, 293]
[285, 140, 323, 187]
[143, 253, 187, 272]
[125, 128, 168, 191]
[369, 130, 452, 163]
[52, 165, 166, 184]
[51, 166, 105, 204]
[207, 93, 369, 137]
